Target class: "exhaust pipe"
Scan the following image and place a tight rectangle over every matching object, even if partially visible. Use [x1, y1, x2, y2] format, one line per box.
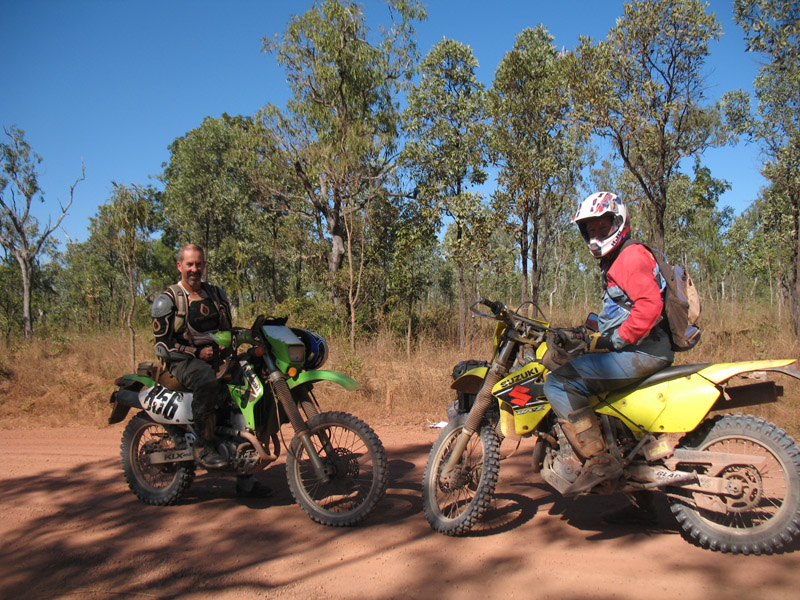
[108, 388, 142, 424]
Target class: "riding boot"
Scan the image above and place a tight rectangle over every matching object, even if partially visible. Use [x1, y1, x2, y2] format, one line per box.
[193, 413, 226, 469]
[559, 407, 622, 497]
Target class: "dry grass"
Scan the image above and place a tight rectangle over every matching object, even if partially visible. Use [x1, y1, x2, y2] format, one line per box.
[0, 331, 154, 428]
[1, 300, 798, 437]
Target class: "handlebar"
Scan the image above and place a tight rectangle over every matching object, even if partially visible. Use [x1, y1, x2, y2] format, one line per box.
[474, 297, 504, 316]
[470, 298, 550, 331]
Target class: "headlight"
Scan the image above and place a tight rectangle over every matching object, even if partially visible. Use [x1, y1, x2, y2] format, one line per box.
[288, 344, 306, 364]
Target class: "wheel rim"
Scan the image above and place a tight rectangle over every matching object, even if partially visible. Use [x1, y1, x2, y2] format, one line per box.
[293, 424, 376, 515]
[691, 434, 792, 535]
[432, 428, 485, 522]
[132, 423, 181, 493]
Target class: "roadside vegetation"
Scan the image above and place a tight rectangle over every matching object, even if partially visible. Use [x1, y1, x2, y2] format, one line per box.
[2, 298, 798, 439]
[1, 1, 798, 437]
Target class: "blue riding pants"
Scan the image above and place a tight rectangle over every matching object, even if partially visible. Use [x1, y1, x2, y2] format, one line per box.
[543, 351, 670, 420]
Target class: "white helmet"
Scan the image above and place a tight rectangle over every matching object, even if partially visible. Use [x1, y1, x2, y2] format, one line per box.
[573, 192, 630, 258]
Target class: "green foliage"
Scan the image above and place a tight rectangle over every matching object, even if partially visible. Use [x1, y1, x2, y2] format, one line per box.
[568, 0, 725, 250]
[665, 163, 732, 299]
[489, 25, 586, 304]
[401, 38, 491, 346]
[8, 0, 799, 351]
[1, 125, 84, 339]
[723, 0, 800, 334]
[259, 1, 425, 301]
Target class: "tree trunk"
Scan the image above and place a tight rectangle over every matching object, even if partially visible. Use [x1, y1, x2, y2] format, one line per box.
[791, 199, 800, 339]
[457, 261, 466, 349]
[653, 198, 667, 252]
[127, 280, 137, 372]
[406, 308, 412, 358]
[18, 255, 33, 340]
[519, 206, 529, 304]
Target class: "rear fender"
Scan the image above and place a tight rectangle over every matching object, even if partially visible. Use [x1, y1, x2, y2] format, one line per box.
[599, 359, 800, 435]
[702, 359, 800, 413]
[696, 359, 800, 385]
[288, 369, 361, 391]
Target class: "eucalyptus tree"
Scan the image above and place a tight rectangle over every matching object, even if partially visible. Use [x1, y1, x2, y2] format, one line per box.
[60, 234, 121, 329]
[726, 191, 791, 307]
[489, 25, 585, 305]
[161, 115, 268, 306]
[258, 0, 426, 341]
[722, 0, 800, 334]
[568, 0, 725, 251]
[665, 164, 732, 300]
[386, 197, 438, 355]
[401, 38, 490, 348]
[0, 126, 84, 339]
[102, 184, 159, 369]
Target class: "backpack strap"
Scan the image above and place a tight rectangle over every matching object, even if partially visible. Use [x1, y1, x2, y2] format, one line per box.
[201, 282, 233, 330]
[167, 281, 232, 336]
[166, 283, 189, 336]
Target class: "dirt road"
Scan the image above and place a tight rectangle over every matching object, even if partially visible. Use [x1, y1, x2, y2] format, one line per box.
[1, 424, 798, 599]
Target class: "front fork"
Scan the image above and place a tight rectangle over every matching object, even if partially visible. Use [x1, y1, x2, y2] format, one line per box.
[440, 340, 515, 485]
[264, 356, 331, 483]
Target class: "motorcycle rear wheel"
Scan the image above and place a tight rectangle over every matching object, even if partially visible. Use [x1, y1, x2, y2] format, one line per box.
[669, 414, 800, 554]
[422, 414, 501, 536]
[286, 411, 388, 526]
[121, 412, 195, 506]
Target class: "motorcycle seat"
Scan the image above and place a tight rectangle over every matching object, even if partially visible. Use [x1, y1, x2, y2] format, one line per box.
[634, 363, 712, 389]
[136, 360, 189, 392]
[158, 370, 189, 392]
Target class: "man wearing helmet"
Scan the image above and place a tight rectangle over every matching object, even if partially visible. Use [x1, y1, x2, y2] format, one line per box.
[543, 192, 673, 505]
[151, 243, 272, 498]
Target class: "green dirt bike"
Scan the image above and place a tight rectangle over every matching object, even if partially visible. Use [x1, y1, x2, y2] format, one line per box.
[109, 315, 388, 526]
[422, 298, 800, 554]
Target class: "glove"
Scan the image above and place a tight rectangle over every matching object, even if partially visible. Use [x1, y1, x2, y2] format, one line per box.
[587, 332, 615, 352]
[546, 327, 588, 362]
[555, 326, 589, 354]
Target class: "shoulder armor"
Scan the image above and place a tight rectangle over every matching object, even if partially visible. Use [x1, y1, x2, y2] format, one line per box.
[151, 293, 175, 318]
[216, 286, 230, 305]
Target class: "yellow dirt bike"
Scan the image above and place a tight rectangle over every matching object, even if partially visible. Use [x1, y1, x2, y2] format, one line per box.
[422, 298, 800, 554]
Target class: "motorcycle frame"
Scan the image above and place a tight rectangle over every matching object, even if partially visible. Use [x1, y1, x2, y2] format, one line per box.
[442, 300, 800, 478]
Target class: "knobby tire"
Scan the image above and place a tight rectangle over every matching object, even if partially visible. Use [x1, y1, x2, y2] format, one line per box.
[422, 414, 501, 536]
[286, 411, 388, 527]
[669, 414, 800, 554]
[120, 412, 195, 506]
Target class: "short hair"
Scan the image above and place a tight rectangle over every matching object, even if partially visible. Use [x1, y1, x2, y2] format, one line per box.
[177, 243, 205, 262]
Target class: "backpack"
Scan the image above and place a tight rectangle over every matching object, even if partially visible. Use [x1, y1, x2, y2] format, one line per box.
[623, 239, 702, 352]
[166, 282, 232, 337]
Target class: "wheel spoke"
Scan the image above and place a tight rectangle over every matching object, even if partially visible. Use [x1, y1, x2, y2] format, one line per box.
[286, 412, 387, 526]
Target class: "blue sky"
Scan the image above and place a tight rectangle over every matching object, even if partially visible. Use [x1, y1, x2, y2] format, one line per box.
[2, 0, 765, 245]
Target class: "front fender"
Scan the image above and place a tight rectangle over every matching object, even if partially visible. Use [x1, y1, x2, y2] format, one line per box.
[288, 369, 361, 391]
[450, 366, 489, 395]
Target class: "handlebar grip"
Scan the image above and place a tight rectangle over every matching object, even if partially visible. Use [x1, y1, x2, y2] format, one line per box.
[479, 298, 504, 315]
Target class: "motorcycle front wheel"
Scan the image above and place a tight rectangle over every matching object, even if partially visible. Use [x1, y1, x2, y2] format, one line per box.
[422, 414, 501, 536]
[669, 414, 800, 554]
[286, 411, 388, 526]
[121, 412, 195, 506]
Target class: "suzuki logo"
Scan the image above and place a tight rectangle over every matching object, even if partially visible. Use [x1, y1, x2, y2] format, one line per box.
[509, 385, 532, 407]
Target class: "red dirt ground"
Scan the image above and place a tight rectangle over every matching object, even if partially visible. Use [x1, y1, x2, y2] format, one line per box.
[1, 424, 799, 599]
